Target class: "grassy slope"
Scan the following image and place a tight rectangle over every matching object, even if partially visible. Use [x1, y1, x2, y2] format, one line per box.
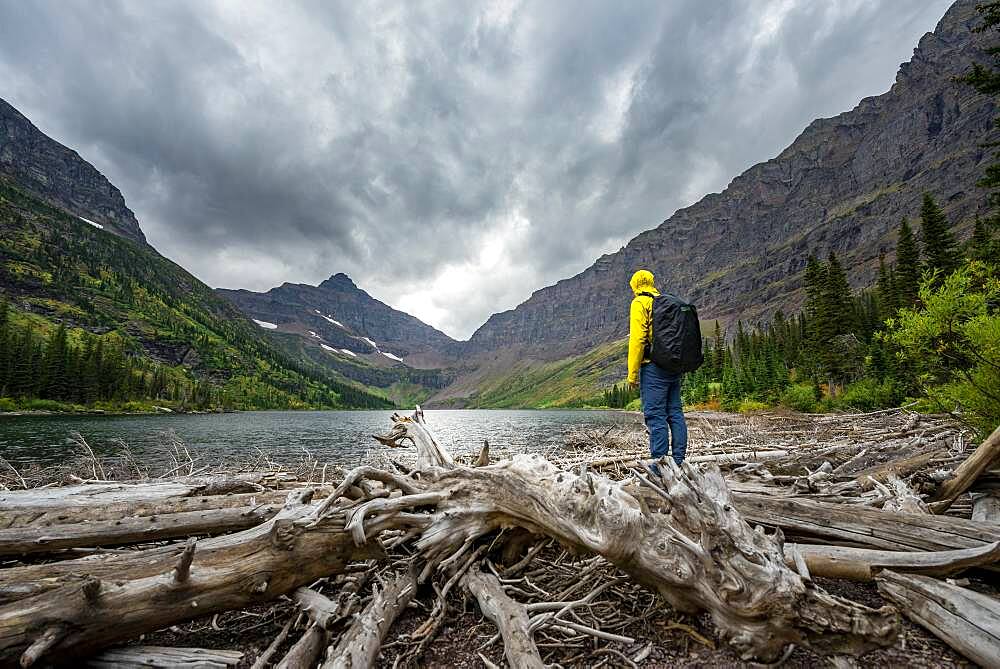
[0, 178, 391, 410]
[446, 339, 628, 408]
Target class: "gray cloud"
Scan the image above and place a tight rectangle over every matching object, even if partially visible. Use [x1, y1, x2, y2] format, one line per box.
[0, 0, 953, 338]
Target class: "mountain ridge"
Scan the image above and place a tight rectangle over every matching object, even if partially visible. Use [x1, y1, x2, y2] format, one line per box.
[462, 0, 992, 359]
[0, 98, 147, 246]
[217, 274, 459, 369]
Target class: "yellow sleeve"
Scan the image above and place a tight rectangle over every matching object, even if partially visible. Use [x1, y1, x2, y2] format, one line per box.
[627, 297, 649, 384]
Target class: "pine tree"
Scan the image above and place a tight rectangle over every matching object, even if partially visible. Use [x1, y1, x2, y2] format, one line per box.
[712, 321, 725, 380]
[919, 193, 959, 282]
[803, 255, 826, 352]
[895, 218, 921, 308]
[876, 254, 899, 315]
[819, 253, 858, 394]
[967, 215, 1000, 262]
[41, 324, 69, 400]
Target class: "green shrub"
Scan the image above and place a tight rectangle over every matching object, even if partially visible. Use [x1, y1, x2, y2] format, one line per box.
[0, 397, 17, 412]
[624, 398, 642, 412]
[836, 378, 899, 412]
[780, 383, 818, 413]
[883, 260, 1000, 432]
[20, 398, 75, 412]
[738, 399, 769, 413]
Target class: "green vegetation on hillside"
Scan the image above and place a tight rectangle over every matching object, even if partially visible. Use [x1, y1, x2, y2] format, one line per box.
[466, 340, 627, 408]
[0, 179, 391, 411]
[678, 194, 999, 430]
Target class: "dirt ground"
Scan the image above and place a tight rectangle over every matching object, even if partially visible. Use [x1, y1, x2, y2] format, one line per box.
[132, 573, 984, 668]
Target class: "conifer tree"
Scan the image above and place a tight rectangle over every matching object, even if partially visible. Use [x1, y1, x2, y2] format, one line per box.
[895, 218, 921, 307]
[712, 321, 725, 380]
[919, 193, 959, 282]
[967, 215, 1000, 262]
[802, 255, 826, 363]
[876, 254, 899, 315]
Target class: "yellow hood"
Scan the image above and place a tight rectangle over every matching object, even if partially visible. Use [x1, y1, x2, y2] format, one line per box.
[629, 269, 658, 296]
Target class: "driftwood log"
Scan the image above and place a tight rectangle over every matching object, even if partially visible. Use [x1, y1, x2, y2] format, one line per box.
[876, 570, 1000, 667]
[0, 490, 381, 667]
[3, 407, 998, 666]
[330, 410, 899, 661]
[86, 645, 243, 668]
[782, 541, 1000, 581]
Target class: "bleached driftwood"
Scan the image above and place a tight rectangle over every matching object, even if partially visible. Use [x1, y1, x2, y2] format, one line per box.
[973, 491, 1000, 522]
[86, 645, 243, 668]
[373, 406, 454, 470]
[321, 569, 417, 669]
[334, 411, 899, 661]
[0, 504, 283, 556]
[0, 486, 327, 530]
[783, 541, 1000, 581]
[0, 490, 381, 667]
[877, 570, 1000, 667]
[930, 424, 1000, 512]
[735, 493, 1000, 552]
[462, 566, 544, 669]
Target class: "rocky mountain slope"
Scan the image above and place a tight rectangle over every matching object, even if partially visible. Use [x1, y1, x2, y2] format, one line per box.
[465, 0, 993, 358]
[217, 274, 459, 369]
[0, 98, 147, 246]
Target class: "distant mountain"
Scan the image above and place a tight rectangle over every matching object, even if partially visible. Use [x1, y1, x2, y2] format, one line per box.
[0, 98, 147, 246]
[465, 0, 993, 358]
[0, 97, 390, 410]
[217, 274, 459, 368]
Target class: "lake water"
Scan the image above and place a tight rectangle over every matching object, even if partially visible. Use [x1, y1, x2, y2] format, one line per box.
[0, 409, 642, 470]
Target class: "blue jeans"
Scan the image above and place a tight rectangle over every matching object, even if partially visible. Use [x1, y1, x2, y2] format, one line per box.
[640, 362, 687, 465]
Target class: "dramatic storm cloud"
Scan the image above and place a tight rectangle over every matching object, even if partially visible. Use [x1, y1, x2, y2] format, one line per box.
[0, 0, 953, 338]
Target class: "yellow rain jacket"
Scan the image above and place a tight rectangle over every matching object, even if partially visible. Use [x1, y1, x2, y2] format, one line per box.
[627, 269, 659, 385]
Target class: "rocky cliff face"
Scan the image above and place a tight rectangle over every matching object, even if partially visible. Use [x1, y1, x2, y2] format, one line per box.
[218, 273, 459, 367]
[0, 97, 147, 246]
[465, 0, 994, 356]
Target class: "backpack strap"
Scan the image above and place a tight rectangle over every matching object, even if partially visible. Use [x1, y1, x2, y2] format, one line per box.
[636, 292, 656, 299]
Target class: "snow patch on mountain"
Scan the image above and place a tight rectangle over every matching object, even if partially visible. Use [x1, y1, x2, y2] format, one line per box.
[253, 319, 278, 330]
[78, 216, 104, 230]
[340, 349, 357, 357]
[381, 351, 404, 362]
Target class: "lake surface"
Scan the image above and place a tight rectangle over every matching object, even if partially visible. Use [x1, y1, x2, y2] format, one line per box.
[0, 410, 642, 470]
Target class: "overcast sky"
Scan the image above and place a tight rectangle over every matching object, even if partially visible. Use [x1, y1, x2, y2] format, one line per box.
[0, 0, 954, 339]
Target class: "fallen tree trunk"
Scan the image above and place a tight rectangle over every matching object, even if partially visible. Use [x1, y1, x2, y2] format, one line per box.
[462, 566, 543, 669]
[0, 490, 382, 667]
[734, 492, 1000, 551]
[331, 412, 899, 662]
[321, 568, 417, 669]
[86, 645, 243, 668]
[0, 473, 282, 511]
[0, 487, 329, 530]
[783, 541, 1000, 581]
[876, 571, 1000, 667]
[930, 424, 1000, 512]
[0, 503, 284, 556]
[972, 490, 1000, 522]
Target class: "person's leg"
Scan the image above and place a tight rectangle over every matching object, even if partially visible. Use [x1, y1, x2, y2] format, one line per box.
[665, 374, 688, 465]
[640, 363, 669, 462]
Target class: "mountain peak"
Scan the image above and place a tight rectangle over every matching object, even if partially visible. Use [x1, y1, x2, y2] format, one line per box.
[0, 97, 148, 246]
[319, 272, 357, 290]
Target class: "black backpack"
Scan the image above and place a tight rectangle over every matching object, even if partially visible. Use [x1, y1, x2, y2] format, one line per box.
[638, 292, 704, 374]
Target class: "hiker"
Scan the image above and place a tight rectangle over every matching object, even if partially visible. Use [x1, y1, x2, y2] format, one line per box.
[626, 269, 689, 467]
